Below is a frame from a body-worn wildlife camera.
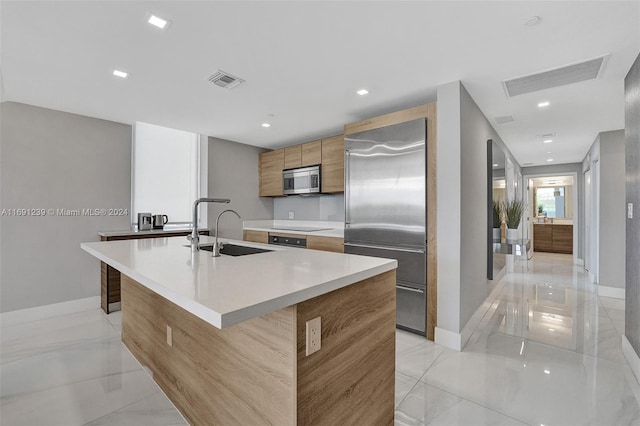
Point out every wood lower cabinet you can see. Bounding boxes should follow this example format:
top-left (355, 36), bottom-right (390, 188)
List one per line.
top-left (552, 225), bottom-right (573, 254)
top-left (121, 270), bottom-right (395, 425)
top-left (100, 230), bottom-right (208, 314)
top-left (321, 135), bottom-right (345, 193)
top-left (259, 149), bottom-right (284, 197)
top-left (307, 235), bottom-right (344, 253)
top-left (242, 230), bottom-right (269, 244)
top-left (533, 224), bottom-right (573, 254)
top-left (243, 231), bottom-right (343, 254)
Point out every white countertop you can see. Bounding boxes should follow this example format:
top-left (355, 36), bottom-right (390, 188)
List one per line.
top-left (82, 236), bottom-right (395, 329)
top-left (243, 220), bottom-right (344, 238)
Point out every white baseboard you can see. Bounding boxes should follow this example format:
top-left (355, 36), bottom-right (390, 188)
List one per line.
top-left (598, 285), bottom-right (625, 299)
top-left (622, 336), bottom-right (640, 385)
top-left (435, 327), bottom-right (462, 351)
top-left (436, 273), bottom-right (509, 352)
top-left (0, 296), bottom-right (100, 327)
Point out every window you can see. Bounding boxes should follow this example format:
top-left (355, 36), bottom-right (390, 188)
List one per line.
top-left (536, 187), bottom-right (565, 218)
top-left (132, 122), bottom-right (207, 228)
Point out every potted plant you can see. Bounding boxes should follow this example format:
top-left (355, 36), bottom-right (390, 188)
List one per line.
top-left (503, 199), bottom-right (524, 241)
top-left (492, 201), bottom-right (502, 240)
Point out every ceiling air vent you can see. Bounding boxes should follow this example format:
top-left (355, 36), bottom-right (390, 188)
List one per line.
top-left (502, 55), bottom-right (608, 97)
top-left (495, 115), bottom-right (515, 124)
top-left (207, 70), bottom-right (245, 89)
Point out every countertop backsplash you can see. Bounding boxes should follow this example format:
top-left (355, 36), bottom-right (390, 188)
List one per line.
top-left (274, 193), bottom-right (344, 221)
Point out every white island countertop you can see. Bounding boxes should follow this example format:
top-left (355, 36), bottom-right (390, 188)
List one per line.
top-left (82, 236), bottom-right (395, 329)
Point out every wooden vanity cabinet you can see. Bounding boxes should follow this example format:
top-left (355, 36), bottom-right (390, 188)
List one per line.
top-left (533, 224), bottom-right (573, 254)
top-left (259, 149), bottom-right (284, 197)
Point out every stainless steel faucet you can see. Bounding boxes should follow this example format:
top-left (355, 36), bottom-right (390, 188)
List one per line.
top-left (212, 209), bottom-right (242, 257)
top-left (189, 198), bottom-right (230, 252)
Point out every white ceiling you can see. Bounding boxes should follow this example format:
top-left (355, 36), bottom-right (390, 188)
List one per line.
top-left (2, 1), bottom-right (639, 167)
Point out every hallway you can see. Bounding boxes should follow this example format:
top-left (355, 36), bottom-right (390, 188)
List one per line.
top-left (1, 253), bottom-right (639, 425)
top-left (395, 252), bottom-right (640, 425)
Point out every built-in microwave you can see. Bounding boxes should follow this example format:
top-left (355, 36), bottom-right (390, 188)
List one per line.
top-left (283, 165), bottom-right (321, 195)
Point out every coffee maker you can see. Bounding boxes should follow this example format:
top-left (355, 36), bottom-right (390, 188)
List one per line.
top-left (137, 213), bottom-right (153, 231)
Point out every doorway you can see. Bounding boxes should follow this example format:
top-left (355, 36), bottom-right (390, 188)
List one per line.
top-left (523, 173), bottom-right (579, 262)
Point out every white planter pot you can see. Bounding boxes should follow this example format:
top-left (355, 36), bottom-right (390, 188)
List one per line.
top-left (506, 228), bottom-right (518, 241)
top-left (492, 228), bottom-right (501, 241)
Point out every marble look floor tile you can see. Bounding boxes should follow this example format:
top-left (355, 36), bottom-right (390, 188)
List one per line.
top-left (105, 311), bottom-right (122, 332)
top-left (0, 369), bottom-right (161, 425)
top-left (602, 304), bottom-right (626, 336)
top-left (84, 391), bottom-right (187, 426)
top-left (1, 336), bottom-right (142, 398)
top-left (0, 309), bottom-right (118, 364)
top-left (396, 329), bottom-right (430, 354)
top-left (395, 381), bottom-right (526, 426)
top-left (395, 372), bottom-right (420, 408)
top-left (424, 332), bottom-right (640, 426)
top-left (396, 340), bottom-right (445, 380)
top-left (599, 295), bottom-right (626, 311)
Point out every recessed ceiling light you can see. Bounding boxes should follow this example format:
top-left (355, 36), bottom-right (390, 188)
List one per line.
top-left (148, 14), bottom-right (169, 29)
top-left (548, 328), bottom-right (555, 332)
top-left (546, 151), bottom-right (552, 154)
top-left (113, 69), bottom-right (128, 78)
top-left (261, 123), bottom-right (271, 128)
top-left (544, 369), bottom-right (551, 374)
top-left (356, 89), bottom-right (369, 96)
top-left (524, 16), bottom-right (542, 26)
top-left (547, 158), bottom-right (554, 162)
top-left (538, 101), bottom-right (550, 108)
top-left (493, 163), bottom-right (498, 167)
top-left (543, 139), bottom-right (553, 144)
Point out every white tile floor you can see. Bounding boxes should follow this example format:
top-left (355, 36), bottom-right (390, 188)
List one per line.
top-left (1, 252), bottom-right (639, 425)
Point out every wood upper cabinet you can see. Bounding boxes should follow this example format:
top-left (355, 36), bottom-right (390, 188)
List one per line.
top-left (259, 149), bottom-right (284, 197)
top-left (321, 135), bottom-right (344, 193)
top-left (284, 145), bottom-right (302, 169)
top-left (301, 140), bottom-right (322, 166)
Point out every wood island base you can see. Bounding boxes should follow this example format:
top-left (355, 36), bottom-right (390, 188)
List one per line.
top-left (121, 270), bottom-right (396, 425)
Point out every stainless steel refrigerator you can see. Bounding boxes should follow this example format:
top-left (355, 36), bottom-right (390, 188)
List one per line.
top-left (344, 118), bottom-right (427, 335)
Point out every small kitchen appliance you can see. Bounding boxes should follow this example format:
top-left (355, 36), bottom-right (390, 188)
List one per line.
top-left (153, 214), bottom-right (169, 229)
top-left (137, 213), bottom-right (153, 231)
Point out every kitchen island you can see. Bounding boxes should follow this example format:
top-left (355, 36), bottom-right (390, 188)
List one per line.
top-left (82, 236), bottom-right (397, 425)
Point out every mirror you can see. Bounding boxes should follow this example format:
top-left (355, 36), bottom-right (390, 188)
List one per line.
top-left (487, 140), bottom-right (506, 280)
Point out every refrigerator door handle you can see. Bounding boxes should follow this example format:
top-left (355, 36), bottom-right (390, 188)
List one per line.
top-left (343, 242), bottom-right (426, 254)
top-left (396, 285), bottom-right (425, 294)
top-left (344, 149), bottom-right (350, 226)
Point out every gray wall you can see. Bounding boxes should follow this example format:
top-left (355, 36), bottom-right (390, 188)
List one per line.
top-left (273, 194), bottom-right (344, 221)
top-left (625, 53), bottom-right (640, 357)
top-left (522, 163), bottom-right (584, 260)
top-left (207, 136), bottom-right (273, 240)
top-left (599, 130), bottom-right (626, 289)
top-left (436, 81), bottom-right (519, 334)
top-left (0, 102), bottom-right (132, 313)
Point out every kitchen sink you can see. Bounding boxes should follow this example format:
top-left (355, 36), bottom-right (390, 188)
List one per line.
top-left (197, 244), bottom-right (272, 256)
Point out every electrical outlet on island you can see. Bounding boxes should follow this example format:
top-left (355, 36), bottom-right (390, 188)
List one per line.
top-left (289, 211), bottom-right (295, 220)
top-left (305, 317), bottom-right (321, 356)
